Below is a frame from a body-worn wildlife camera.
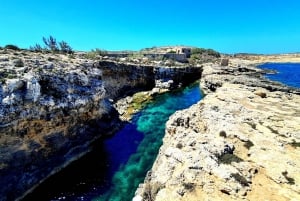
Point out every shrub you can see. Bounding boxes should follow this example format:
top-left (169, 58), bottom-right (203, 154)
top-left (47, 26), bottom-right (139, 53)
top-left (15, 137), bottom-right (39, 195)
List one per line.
top-left (43, 35), bottom-right (59, 52)
top-left (59, 40), bottom-right (73, 54)
top-left (30, 36), bottom-right (74, 54)
top-left (29, 44), bottom-right (43, 52)
top-left (94, 48), bottom-right (107, 56)
top-left (85, 48), bottom-right (107, 59)
top-left (85, 51), bottom-right (98, 60)
top-left (4, 44), bottom-right (20, 50)
top-left (191, 47), bottom-right (220, 57)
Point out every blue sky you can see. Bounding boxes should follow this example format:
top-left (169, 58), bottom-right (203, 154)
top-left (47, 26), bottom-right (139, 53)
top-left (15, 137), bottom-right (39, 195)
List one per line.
top-left (1, 0), bottom-right (300, 53)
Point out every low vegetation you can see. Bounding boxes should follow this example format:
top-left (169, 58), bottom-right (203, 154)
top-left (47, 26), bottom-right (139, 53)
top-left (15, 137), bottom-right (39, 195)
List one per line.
top-left (29, 36), bottom-right (73, 54)
top-left (84, 48), bottom-right (107, 60)
top-left (189, 47), bottom-right (221, 64)
top-left (191, 47), bottom-right (220, 57)
top-left (4, 44), bottom-right (20, 51)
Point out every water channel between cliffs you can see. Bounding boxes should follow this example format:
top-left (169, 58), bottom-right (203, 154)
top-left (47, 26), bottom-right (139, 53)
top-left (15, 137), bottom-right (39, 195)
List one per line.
top-left (22, 82), bottom-right (203, 201)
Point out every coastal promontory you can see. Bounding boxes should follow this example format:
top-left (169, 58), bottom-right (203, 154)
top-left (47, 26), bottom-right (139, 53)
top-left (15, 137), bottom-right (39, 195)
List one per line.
top-left (135, 58), bottom-right (300, 201)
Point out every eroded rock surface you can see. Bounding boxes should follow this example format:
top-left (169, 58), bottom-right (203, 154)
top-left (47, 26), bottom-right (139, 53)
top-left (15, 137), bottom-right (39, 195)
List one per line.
top-left (0, 49), bottom-right (203, 201)
top-left (136, 62), bottom-right (300, 201)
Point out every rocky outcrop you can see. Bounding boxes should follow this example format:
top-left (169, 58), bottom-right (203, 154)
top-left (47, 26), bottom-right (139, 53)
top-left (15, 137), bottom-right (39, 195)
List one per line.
top-left (0, 52), bottom-right (123, 201)
top-left (96, 61), bottom-right (203, 98)
top-left (0, 49), bottom-right (203, 201)
top-left (135, 62), bottom-right (300, 201)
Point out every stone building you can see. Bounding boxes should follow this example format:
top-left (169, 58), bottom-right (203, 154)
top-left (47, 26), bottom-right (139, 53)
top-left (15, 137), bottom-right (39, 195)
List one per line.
top-left (175, 47), bottom-right (191, 58)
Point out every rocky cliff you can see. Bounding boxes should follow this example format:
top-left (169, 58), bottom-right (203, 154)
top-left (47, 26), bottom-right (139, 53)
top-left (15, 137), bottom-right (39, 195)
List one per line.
top-left (0, 49), bottom-right (202, 201)
top-left (135, 61), bottom-right (300, 201)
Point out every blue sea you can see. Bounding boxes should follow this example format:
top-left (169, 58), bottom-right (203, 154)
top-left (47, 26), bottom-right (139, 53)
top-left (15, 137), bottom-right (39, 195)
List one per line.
top-left (258, 63), bottom-right (300, 88)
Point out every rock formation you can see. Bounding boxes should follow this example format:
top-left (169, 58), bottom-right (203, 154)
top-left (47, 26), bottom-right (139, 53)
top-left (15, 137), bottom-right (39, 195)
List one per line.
top-left (0, 49), bottom-right (202, 201)
top-left (135, 61), bottom-right (300, 201)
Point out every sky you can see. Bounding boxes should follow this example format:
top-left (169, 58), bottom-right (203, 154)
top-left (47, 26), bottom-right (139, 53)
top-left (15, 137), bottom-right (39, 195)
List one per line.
top-left (0, 0), bottom-right (300, 54)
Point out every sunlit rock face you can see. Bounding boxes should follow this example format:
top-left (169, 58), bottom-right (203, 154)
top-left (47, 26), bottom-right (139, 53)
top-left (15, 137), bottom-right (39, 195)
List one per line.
top-left (136, 62), bottom-right (300, 201)
top-left (0, 49), bottom-right (203, 201)
top-left (0, 54), bottom-right (123, 201)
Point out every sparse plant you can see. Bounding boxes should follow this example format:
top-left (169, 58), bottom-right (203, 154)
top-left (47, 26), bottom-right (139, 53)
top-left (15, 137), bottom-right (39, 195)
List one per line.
top-left (59, 40), bottom-right (73, 54)
top-left (191, 47), bottom-right (220, 57)
top-left (30, 36), bottom-right (73, 54)
top-left (29, 43), bottom-right (43, 52)
top-left (43, 35), bottom-right (59, 52)
top-left (94, 48), bottom-right (107, 56)
top-left (85, 48), bottom-right (107, 59)
top-left (85, 51), bottom-right (98, 60)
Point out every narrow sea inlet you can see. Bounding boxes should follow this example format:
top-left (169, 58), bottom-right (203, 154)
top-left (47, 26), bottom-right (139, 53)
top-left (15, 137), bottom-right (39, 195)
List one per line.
top-left (22, 82), bottom-right (203, 201)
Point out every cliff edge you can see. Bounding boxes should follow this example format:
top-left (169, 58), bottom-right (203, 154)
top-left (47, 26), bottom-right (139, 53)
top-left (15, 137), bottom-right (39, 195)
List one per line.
top-left (135, 61), bottom-right (300, 201)
top-left (0, 49), bottom-right (202, 201)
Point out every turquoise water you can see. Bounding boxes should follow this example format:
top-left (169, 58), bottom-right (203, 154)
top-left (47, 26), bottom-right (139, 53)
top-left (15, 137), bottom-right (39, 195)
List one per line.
top-left (22, 82), bottom-right (203, 201)
top-left (95, 82), bottom-right (203, 201)
top-left (259, 63), bottom-right (300, 88)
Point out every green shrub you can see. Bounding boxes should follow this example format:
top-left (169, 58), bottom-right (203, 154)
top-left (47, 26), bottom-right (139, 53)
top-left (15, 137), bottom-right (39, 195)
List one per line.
top-left (59, 40), bottom-right (73, 54)
top-left (30, 36), bottom-right (74, 54)
top-left (4, 44), bottom-right (20, 50)
top-left (85, 48), bottom-right (107, 59)
top-left (43, 35), bottom-right (59, 52)
top-left (85, 51), bottom-right (98, 60)
top-left (191, 47), bottom-right (220, 57)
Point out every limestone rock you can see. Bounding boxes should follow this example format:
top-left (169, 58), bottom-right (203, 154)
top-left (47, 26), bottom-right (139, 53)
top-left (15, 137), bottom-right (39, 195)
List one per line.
top-left (24, 74), bottom-right (41, 102)
top-left (0, 49), bottom-right (203, 201)
top-left (136, 63), bottom-right (300, 201)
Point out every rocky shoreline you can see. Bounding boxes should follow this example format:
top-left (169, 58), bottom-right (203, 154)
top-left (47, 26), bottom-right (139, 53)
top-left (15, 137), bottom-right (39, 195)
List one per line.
top-left (0, 49), bottom-right (202, 201)
top-left (135, 60), bottom-right (300, 200)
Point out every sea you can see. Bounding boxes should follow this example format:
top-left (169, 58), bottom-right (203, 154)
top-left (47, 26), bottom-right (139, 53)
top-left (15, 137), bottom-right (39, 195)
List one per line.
top-left (258, 63), bottom-right (300, 88)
